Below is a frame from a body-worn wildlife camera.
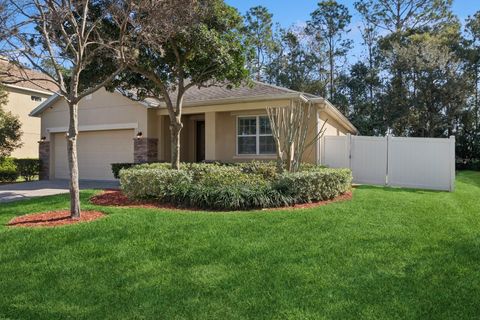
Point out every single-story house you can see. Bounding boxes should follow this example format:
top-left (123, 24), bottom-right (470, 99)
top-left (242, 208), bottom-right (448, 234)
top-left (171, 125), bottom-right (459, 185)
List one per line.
top-left (0, 60), bottom-right (56, 158)
top-left (30, 81), bottom-right (358, 180)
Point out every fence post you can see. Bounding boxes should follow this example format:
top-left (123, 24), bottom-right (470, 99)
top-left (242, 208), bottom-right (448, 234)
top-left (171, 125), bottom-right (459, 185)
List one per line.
top-left (346, 133), bottom-right (352, 169)
top-left (385, 134), bottom-right (390, 186)
top-left (449, 135), bottom-right (456, 192)
top-left (319, 136), bottom-right (325, 165)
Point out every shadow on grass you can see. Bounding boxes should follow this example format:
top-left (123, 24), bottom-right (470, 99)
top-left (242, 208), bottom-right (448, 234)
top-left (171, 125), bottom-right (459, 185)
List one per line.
top-left (355, 184), bottom-right (443, 195)
top-left (456, 171), bottom-right (480, 188)
top-left (356, 172), bottom-right (480, 195)
top-left (0, 191), bottom-right (99, 219)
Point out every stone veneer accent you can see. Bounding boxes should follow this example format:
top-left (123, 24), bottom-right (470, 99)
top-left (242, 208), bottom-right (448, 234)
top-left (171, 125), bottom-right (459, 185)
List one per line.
top-left (38, 141), bottom-right (50, 180)
top-left (134, 138), bottom-right (158, 163)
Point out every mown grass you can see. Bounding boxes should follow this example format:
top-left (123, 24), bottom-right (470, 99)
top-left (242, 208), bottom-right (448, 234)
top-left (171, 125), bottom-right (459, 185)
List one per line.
top-left (0, 171), bottom-right (479, 320)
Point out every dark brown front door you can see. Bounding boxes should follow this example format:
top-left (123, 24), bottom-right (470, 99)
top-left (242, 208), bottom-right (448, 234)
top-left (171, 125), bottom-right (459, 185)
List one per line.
top-left (196, 120), bottom-right (205, 162)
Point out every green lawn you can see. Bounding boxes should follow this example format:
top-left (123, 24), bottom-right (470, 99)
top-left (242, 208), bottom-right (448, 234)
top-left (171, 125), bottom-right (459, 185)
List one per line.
top-left (0, 172), bottom-right (479, 320)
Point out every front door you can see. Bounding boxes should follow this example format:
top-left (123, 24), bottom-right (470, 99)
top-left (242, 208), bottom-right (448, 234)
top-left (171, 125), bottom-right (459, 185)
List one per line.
top-left (196, 121), bottom-right (205, 162)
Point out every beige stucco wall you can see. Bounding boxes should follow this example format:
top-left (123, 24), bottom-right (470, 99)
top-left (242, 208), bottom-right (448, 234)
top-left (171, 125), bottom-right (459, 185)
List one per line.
top-left (4, 86), bottom-right (50, 158)
top-left (319, 110), bottom-right (349, 136)
top-left (40, 88), bottom-right (149, 139)
top-left (204, 105), bottom-right (348, 164)
top-left (204, 100), bottom-right (291, 163)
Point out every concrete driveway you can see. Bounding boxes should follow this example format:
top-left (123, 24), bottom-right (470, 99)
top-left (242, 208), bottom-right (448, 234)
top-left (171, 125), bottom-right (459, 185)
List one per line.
top-left (0, 180), bottom-right (119, 203)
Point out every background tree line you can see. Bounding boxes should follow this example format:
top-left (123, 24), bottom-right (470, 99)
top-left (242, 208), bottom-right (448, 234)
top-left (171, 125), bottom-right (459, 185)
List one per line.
top-left (241, 0), bottom-right (480, 163)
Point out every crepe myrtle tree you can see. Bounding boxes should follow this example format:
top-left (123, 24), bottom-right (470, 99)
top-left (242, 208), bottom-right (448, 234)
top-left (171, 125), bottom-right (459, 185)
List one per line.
top-left (0, 0), bottom-right (127, 218)
top-left (266, 98), bottom-right (327, 173)
top-left (111, 0), bottom-right (248, 170)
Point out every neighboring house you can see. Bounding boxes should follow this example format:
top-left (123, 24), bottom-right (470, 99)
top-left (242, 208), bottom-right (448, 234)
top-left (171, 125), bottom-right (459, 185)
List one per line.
top-left (1, 60), bottom-right (57, 158)
top-left (30, 81), bottom-right (358, 180)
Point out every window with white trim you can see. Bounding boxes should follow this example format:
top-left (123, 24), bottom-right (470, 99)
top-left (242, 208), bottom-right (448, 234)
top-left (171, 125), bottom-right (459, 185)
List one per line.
top-left (237, 115), bottom-right (276, 155)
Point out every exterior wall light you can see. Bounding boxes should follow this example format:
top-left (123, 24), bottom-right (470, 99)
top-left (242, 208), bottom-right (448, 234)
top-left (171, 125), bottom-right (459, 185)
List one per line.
top-left (136, 131), bottom-right (143, 139)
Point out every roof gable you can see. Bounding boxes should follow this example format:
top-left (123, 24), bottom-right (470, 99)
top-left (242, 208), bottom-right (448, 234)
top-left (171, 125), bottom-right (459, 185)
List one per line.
top-left (0, 59), bottom-right (59, 94)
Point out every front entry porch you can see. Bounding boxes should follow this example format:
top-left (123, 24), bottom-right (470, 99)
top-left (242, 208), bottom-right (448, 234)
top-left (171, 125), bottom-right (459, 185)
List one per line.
top-left (156, 110), bottom-right (280, 164)
top-left (157, 113), bottom-right (215, 163)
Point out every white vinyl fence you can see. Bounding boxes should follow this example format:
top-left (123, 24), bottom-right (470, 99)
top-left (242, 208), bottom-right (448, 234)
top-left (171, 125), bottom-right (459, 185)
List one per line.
top-left (321, 135), bottom-right (456, 191)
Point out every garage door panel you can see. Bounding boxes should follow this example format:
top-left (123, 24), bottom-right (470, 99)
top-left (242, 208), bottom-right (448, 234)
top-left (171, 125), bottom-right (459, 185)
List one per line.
top-left (54, 130), bottom-right (134, 180)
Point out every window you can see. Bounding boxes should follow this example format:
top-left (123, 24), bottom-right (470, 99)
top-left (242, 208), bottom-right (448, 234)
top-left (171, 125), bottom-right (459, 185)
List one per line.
top-left (31, 96), bottom-right (42, 102)
top-left (237, 115), bottom-right (275, 155)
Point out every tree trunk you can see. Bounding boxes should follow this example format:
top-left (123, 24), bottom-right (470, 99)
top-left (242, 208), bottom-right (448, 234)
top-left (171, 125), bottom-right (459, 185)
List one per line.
top-left (475, 64), bottom-right (479, 131)
top-left (274, 137), bottom-right (284, 173)
top-left (67, 102), bottom-right (81, 218)
top-left (170, 118), bottom-right (183, 170)
top-left (329, 47), bottom-right (334, 100)
top-left (257, 46), bottom-right (262, 81)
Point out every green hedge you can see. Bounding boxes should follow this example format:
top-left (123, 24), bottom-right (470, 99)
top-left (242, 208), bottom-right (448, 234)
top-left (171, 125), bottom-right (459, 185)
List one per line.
top-left (14, 159), bottom-right (40, 181)
top-left (121, 168), bottom-right (193, 200)
top-left (275, 168), bottom-right (352, 204)
top-left (112, 163), bottom-right (137, 179)
top-left (0, 158), bottom-right (19, 183)
top-left (120, 163), bottom-right (352, 210)
top-left (0, 158), bottom-right (41, 183)
top-left (111, 162), bottom-right (170, 179)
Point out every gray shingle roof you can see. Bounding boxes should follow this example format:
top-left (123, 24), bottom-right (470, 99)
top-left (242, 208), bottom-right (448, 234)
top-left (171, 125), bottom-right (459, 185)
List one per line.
top-left (180, 81), bottom-right (302, 103)
top-left (146, 81), bottom-right (317, 107)
top-left (0, 59), bottom-right (59, 93)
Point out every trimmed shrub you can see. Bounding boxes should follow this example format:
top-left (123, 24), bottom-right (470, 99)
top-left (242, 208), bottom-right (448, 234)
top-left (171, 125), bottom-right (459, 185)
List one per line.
top-left (111, 163), bottom-right (136, 179)
top-left (120, 162), bottom-right (352, 210)
top-left (236, 161), bottom-right (278, 180)
top-left (183, 164), bottom-right (283, 210)
top-left (186, 182), bottom-right (290, 210)
top-left (132, 162), bottom-right (173, 171)
top-left (112, 162), bottom-right (170, 179)
top-left (120, 168), bottom-right (192, 200)
top-left (14, 159), bottom-right (40, 181)
top-left (274, 168), bottom-right (352, 203)
top-left (0, 158), bottom-right (19, 183)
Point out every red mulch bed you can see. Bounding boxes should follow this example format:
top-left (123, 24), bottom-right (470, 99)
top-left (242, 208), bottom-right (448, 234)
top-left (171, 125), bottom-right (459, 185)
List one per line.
top-left (90, 189), bottom-right (353, 211)
top-left (7, 211), bottom-right (105, 228)
top-left (90, 190), bottom-right (186, 210)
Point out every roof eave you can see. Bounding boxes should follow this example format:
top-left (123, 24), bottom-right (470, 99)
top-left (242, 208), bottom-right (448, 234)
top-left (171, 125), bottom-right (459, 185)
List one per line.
top-left (29, 94), bottom-right (61, 117)
top-left (157, 93), bottom-right (304, 108)
top-left (4, 84), bottom-right (55, 96)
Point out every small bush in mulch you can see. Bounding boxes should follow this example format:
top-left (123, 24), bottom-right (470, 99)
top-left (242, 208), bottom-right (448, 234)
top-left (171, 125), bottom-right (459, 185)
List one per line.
top-left (90, 189), bottom-right (353, 211)
top-left (7, 211), bottom-right (105, 228)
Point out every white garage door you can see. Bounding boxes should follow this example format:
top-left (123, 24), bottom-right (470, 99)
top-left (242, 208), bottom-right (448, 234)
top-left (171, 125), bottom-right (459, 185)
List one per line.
top-left (54, 130), bottom-right (134, 180)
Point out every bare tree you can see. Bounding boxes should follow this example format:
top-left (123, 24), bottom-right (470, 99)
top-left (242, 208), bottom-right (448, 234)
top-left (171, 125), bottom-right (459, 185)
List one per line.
top-left (111, 0), bottom-right (247, 169)
top-left (266, 99), bottom-right (327, 173)
top-left (0, 0), bottom-right (126, 218)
